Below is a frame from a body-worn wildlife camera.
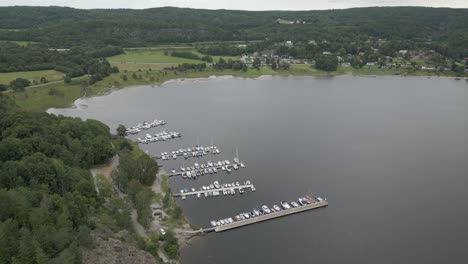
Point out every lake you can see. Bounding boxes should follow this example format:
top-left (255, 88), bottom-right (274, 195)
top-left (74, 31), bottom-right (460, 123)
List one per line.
top-left (48, 75), bottom-right (468, 264)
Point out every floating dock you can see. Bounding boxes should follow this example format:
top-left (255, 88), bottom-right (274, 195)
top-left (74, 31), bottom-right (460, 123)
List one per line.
top-left (168, 163), bottom-right (244, 178)
top-left (136, 131), bottom-right (181, 144)
top-left (168, 159), bottom-right (245, 178)
top-left (214, 200), bottom-right (328, 232)
top-left (173, 182), bottom-right (255, 198)
top-left (158, 146), bottom-right (221, 161)
top-left (126, 119), bottom-right (166, 135)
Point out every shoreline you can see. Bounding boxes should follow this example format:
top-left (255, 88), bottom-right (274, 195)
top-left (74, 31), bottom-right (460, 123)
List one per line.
top-left (45, 72), bottom-right (467, 113)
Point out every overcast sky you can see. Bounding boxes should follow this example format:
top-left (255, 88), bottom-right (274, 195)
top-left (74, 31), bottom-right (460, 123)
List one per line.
top-left (1, 0), bottom-right (467, 10)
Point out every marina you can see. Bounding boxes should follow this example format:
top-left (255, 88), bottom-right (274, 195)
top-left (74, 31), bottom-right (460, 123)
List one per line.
top-left (159, 145), bottom-right (221, 160)
top-left (211, 196), bottom-right (328, 232)
top-left (125, 119), bottom-right (167, 135)
top-left (47, 75), bottom-right (467, 264)
top-left (136, 130), bottom-right (181, 144)
top-left (174, 180), bottom-right (256, 199)
top-left (169, 158), bottom-right (246, 178)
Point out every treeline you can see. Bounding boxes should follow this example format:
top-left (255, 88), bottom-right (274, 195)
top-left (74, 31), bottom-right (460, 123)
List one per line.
top-left (0, 43), bottom-right (120, 88)
top-left (0, 95), bottom-right (116, 263)
top-left (165, 63), bottom-right (207, 72)
top-left (0, 43), bottom-right (122, 75)
top-left (170, 51), bottom-right (213, 62)
top-left (197, 45), bottom-right (245, 56)
top-left (1, 7), bottom-right (468, 58)
top-left (213, 58), bottom-right (248, 71)
top-left (112, 138), bottom-right (158, 229)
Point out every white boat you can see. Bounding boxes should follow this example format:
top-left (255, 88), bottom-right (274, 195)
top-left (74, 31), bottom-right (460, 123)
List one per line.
top-left (239, 188), bottom-right (244, 194)
top-left (234, 158), bottom-right (240, 164)
top-left (210, 221), bottom-right (217, 227)
top-left (213, 167), bottom-right (218, 173)
top-left (221, 166), bottom-right (226, 171)
top-left (233, 164), bottom-right (239, 170)
top-left (240, 163), bottom-right (245, 168)
top-left (214, 181), bottom-right (220, 189)
top-left (281, 201), bottom-right (291, 209)
top-left (291, 201), bottom-right (300, 208)
top-left (273, 205), bottom-right (281, 211)
top-left (262, 205), bottom-right (271, 214)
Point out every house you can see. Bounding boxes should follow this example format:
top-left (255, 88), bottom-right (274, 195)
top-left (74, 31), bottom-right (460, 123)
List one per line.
top-left (285, 41), bottom-right (293, 47)
top-left (322, 51), bottom-right (332, 55)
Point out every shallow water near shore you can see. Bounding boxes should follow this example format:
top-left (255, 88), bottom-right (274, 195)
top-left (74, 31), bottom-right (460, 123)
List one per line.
top-left (48, 75), bottom-right (468, 264)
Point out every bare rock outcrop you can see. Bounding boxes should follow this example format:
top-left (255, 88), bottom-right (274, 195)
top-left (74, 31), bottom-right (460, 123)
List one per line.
top-left (82, 236), bottom-right (158, 264)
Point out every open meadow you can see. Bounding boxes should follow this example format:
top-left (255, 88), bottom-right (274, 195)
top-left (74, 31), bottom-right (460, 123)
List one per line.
top-left (0, 70), bottom-right (64, 85)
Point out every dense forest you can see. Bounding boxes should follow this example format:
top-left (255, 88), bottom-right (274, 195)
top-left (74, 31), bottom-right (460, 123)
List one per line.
top-left (0, 6), bottom-right (467, 58)
top-left (0, 42), bottom-right (121, 75)
top-left (0, 94), bottom-right (116, 263)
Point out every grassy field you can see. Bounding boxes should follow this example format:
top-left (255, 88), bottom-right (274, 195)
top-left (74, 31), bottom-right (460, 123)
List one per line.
top-left (0, 40), bottom-right (39, 46)
top-left (0, 70), bottom-right (64, 85)
top-left (7, 80), bottom-right (84, 112)
top-left (108, 47), bottom-right (239, 64)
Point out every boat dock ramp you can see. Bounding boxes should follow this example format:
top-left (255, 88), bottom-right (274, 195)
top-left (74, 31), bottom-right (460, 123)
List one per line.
top-left (174, 180), bottom-right (256, 199)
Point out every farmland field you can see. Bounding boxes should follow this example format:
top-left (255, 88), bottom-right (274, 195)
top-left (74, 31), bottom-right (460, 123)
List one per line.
top-left (0, 70), bottom-right (64, 85)
top-left (108, 47), bottom-right (240, 65)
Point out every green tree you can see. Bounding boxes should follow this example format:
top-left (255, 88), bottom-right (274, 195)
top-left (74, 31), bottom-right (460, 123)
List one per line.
top-left (271, 61), bottom-right (277, 70)
top-left (253, 58), bottom-right (261, 70)
top-left (116, 124), bottom-right (127, 137)
top-left (9, 78), bottom-right (31, 91)
top-left (315, 55), bottom-right (338, 72)
top-left (64, 75), bottom-right (72, 84)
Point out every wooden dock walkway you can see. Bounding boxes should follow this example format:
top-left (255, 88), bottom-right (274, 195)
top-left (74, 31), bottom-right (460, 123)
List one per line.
top-left (173, 184), bottom-right (255, 197)
top-left (214, 201), bottom-right (328, 232)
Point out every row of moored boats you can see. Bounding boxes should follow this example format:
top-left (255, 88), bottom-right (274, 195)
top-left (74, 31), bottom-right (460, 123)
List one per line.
top-left (180, 180), bottom-right (255, 199)
top-left (126, 119), bottom-right (167, 135)
top-left (210, 196), bottom-right (325, 227)
top-left (137, 131), bottom-right (181, 144)
top-left (160, 146), bottom-right (220, 160)
top-left (171, 159), bottom-right (245, 179)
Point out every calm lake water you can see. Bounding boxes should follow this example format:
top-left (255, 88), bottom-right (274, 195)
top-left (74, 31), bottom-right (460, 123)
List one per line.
top-left (48, 75), bottom-right (468, 264)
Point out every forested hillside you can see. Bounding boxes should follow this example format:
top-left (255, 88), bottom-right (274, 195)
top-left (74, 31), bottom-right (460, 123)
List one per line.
top-left (0, 6), bottom-right (467, 57)
top-left (0, 94), bottom-right (116, 263)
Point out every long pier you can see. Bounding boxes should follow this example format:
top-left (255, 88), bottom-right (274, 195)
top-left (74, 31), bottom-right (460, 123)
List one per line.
top-left (173, 183), bottom-right (255, 198)
top-left (214, 200), bottom-right (328, 232)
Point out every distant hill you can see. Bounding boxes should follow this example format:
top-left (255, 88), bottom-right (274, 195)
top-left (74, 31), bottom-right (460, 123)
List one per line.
top-left (0, 6), bottom-right (467, 56)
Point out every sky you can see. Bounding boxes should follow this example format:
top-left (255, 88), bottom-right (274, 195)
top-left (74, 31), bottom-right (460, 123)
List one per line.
top-left (0, 0), bottom-right (467, 10)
